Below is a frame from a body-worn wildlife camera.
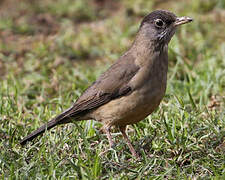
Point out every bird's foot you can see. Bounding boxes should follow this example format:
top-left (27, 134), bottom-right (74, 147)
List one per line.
top-left (131, 150), bottom-right (140, 159)
top-left (110, 141), bottom-right (116, 149)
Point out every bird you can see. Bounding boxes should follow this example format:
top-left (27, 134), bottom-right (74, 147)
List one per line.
top-left (20, 10), bottom-right (193, 158)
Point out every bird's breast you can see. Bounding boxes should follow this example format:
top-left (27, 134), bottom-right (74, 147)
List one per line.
top-left (91, 66), bottom-right (167, 127)
top-left (91, 50), bottom-right (168, 127)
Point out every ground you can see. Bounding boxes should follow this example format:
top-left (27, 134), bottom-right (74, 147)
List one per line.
top-left (0, 0), bottom-right (225, 179)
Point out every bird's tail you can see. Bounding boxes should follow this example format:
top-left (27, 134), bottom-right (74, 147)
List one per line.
top-left (20, 107), bottom-right (73, 145)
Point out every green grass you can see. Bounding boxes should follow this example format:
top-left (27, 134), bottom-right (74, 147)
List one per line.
top-left (0, 0), bottom-right (225, 179)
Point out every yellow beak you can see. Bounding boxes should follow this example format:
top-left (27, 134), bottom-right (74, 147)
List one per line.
top-left (174, 16), bottom-right (193, 26)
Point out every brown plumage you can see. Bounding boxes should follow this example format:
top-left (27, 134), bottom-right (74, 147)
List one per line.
top-left (20, 10), bottom-right (193, 158)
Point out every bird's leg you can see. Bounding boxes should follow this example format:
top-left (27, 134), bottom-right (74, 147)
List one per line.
top-left (103, 126), bottom-right (115, 148)
top-left (119, 126), bottom-right (139, 158)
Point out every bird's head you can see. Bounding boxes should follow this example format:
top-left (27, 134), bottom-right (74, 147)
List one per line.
top-left (139, 10), bottom-right (193, 46)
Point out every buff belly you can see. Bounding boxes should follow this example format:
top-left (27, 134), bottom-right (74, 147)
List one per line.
top-left (91, 88), bottom-right (164, 127)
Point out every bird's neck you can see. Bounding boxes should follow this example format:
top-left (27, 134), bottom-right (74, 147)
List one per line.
top-left (130, 29), bottom-right (168, 68)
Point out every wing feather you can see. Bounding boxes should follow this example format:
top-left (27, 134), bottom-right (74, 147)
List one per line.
top-left (63, 54), bottom-right (139, 118)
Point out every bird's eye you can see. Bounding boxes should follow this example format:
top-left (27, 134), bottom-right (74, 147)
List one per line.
top-left (155, 19), bottom-right (165, 28)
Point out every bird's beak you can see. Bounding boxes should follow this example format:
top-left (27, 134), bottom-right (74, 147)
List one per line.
top-left (174, 16), bottom-right (193, 26)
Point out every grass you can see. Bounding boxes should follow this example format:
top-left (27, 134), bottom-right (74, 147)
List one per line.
top-left (0, 0), bottom-right (225, 179)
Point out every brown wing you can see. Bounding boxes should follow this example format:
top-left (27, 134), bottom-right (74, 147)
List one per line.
top-left (65, 53), bottom-right (139, 118)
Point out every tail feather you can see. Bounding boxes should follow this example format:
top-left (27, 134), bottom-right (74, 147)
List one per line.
top-left (20, 107), bottom-right (73, 145)
top-left (20, 118), bottom-right (58, 145)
